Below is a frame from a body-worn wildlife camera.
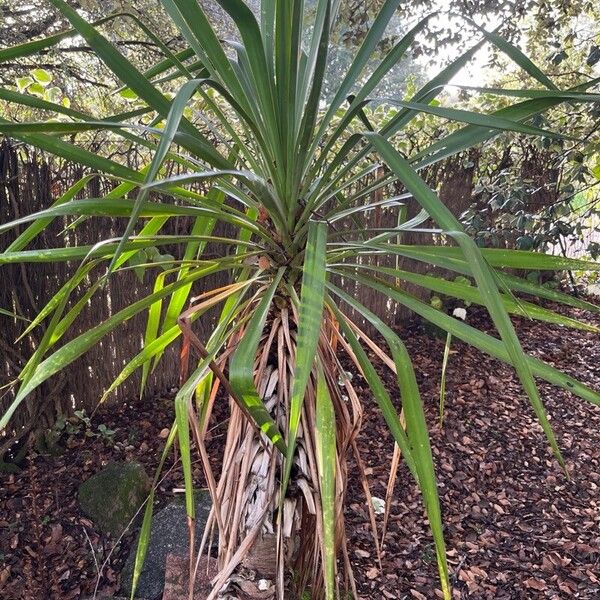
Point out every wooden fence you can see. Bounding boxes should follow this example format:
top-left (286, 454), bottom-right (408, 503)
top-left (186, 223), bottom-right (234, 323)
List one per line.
top-left (0, 139), bottom-right (474, 436)
top-left (0, 141), bottom-right (234, 435)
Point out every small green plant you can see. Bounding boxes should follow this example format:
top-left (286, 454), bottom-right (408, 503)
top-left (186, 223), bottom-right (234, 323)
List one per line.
top-left (96, 423), bottom-right (118, 443)
top-left (421, 543), bottom-right (436, 565)
top-left (73, 409), bottom-right (92, 430)
top-left (126, 426), bottom-right (142, 445)
top-left (98, 423), bottom-right (118, 444)
top-left (43, 409), bottom-right (118, 449)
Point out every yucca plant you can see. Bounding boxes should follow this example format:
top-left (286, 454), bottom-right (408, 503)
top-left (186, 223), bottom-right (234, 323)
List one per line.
top-left (1, 1), bottom-right (600, 598)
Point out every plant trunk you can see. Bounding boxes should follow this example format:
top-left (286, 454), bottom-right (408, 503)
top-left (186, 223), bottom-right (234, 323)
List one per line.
top-left (200, 306), bottom-right (360, 599)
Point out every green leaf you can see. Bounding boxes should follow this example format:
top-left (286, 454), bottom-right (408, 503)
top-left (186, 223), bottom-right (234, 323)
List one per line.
top-left (0, 236), bottom-right (254, 265)
top-left (229, 269), bottom-right (287, 453)
top-left (337, 242), bottom-right (600, 313)
top-left (398, 247), bottom-right (600, 272)
top-left (328, 298), bottom-right (418, 480)
top-left (28, 82), bottom-right (45, 97)
top-left (31, 68), bottom-right (52, 85)
top-left (0, 263), bottom-right (228, 430)
top-left (45, 86), bottom-right (63, 103)
top-left (412, 77), bottom-right (600, 169)
top-left (314, 0), bottom-right (402, 143)
top-left (0, 307), bottom-right (29, 322)
top-left (171, 283), bottom-right (244, 526)
top-left (336, 270), bottom-right (600, 408)
top-left (341, 264), bottom-right (600, 333)
top-left (385, 99), bottom-right (571, 140)
top-left (470, 22), bottom-right (557, 90)
top-left (16, 261), bottom-right (98, 343)
top-left (451, 85), bottom-right (600, 102)
top-left (107, 77), bottom-right (210, 275)
top-left (139, 271), bottom-right (168, 393)
top-left (130, 422), bottom-right (177, 599)
top-left (0, 12), bottom-right (144, 63)
top-left (12, 181), bottom-right (75, 251)
top-left (107, 324), bottom-right (181, 403)
top-left (214, 0), bottom-right (279, 149)
top-left (159, 0), bottom-right (248, 114)
top-left (315, 365), bottom-right (337, 600)
top-left (119, 88), bottom-right (138, 101)
top-left (159, 187), bottom-right (225, 335)
top-left (16, 76), bottom-right (33, 91)
top-left (113, 281), bottom-right (249, 403)
top-left (283, 221), bottom-right (328, 492)
top-left (17, 261), bottom-right (102, 385)
top-left (327, 287), bottom-right (450, 600)
top-left (175, 359), bottom-right (211, 520)
top-left (448, 231), bottom-right (565, 469)
top-left (0, 198), bottom-right (260, 239)
top-left (359, 136), bottom-right (566, 470)
top-left (46, 0), bottom-right (228, 169)
top-left (0, 116), bottom-right (143, 182)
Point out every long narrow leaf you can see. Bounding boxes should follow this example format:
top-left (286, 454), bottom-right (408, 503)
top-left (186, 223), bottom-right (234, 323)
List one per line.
top-left (327, 287), bottom-right (450, 600)
top-left (283, 221), bottom-right (328, 490)
top-left (315, 365), bottom-right (337, 600)
top-left (229, 269), bottom-right (287, 453)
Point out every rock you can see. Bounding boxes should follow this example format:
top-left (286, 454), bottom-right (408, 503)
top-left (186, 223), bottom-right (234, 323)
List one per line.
top-left (120, 490), bottom-right (212, 600)
top-left (78, 462), bottom-right (151, 537)
top-left (162, 553), bottom-right (218, 600)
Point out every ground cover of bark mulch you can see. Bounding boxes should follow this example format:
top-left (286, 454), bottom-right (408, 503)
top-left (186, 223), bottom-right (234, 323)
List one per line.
top-left (346, 303), bottom-right (600, 599)
top-left (1, 303), bottom-right (599, 599)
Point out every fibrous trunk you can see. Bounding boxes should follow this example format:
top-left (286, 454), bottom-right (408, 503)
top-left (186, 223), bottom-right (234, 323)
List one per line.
top-left (197, 305), bottom-right (363, 599)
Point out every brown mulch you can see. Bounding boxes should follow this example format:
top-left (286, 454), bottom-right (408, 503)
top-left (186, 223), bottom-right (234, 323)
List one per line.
top-left (346, 304), bottom-right (600, 599)
top-left (1, 304), bottom-right (599, 599)
top-left (0, 396), bottom-right (187, 599)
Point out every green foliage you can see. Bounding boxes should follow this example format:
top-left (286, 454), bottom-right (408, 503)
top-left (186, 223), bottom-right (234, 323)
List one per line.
top-left (1, 1), bottom-right (599, 598)
top-left (11, 68), bottom-right (70, 108)
top-left (41, 409), bottom-right (118, 452)
top-left (452, 29), bottom-right (600, 261)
